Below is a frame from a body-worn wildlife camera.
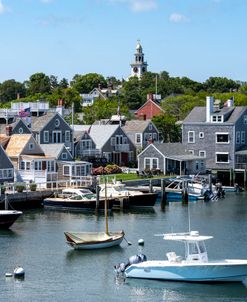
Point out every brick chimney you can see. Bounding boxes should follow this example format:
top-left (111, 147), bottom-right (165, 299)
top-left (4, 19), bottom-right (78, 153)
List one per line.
top-left (147, 93), bottom-right (153, 101)
top-left (6, 125), bottom-right (12, 136)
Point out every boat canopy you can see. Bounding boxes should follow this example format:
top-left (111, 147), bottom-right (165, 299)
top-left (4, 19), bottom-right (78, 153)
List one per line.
top-left (163, 231), bottom-right (213, 242)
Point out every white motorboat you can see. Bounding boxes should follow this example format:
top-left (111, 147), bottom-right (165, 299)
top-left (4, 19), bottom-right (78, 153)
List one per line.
top-left (124, 231), bottom-right (247, 282)
top-left (99, 181), bottom-right (157, 208)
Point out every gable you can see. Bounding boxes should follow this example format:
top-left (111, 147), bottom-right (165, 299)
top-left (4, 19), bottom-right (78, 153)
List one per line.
top-left (12, 119), bottom-right (32, 135)
top-left (22, 136), bottom-right (45, 155)
top-left (57, 146), bottom-right (73, 161)
top-left (42, 113), bottom-right (72, 132)
top-left (0, 145), bottom-right (13, 169)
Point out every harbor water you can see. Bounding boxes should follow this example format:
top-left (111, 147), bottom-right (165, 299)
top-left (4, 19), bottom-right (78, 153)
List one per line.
top-left (1, 193), bottom-right (247, 301)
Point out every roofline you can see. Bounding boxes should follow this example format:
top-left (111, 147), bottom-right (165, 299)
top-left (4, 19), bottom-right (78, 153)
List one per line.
top-left (134, 99), bottom-right (163, 114)
top-left (137, 143), bottom-right (165, 158)
top-left (0, 145), bottom-right (13, 168)
top-left (38, 112), bottom-right (73, 133)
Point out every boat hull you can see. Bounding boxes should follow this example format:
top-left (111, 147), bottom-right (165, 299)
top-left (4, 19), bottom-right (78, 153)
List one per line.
top-left (64, 231), bottom-right (124, 250)
top-left (0, 210), bottom-right (23, 229)
top-left (113, 193), bottom-right (157, 209)
top-left (125, 260), bottom-right (247, 282)
top-left (43, 198), bottom-right (114, 211)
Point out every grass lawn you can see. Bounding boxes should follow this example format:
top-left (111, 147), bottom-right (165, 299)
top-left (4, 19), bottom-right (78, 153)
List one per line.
top-left (98, 173), bottom-right (168, 183)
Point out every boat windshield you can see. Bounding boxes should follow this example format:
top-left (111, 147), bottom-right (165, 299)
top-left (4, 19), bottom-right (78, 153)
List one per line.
top-left (113, 185), bottom-right (127, 192)
top-left (188, 242), bottom-right (199, 254)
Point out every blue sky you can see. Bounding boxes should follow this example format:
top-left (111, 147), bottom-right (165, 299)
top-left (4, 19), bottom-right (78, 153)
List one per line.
top-left (0, 0), bottom-right (246, 83)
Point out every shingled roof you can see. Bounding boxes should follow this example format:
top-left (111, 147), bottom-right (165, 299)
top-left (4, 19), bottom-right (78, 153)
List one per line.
top-left (123, 119), bottom-right (155, 132)
top-left (31, 112), bottom-right (56, 132)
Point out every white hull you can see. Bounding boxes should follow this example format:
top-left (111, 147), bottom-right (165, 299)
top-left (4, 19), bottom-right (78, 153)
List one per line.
top-left (125, 260), bottom-right (247, 282)
top-left (64, 231), bottom-right (124, 250)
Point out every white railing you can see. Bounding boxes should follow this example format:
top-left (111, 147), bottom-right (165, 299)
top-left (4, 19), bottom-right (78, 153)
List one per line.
top-left (79, 149), bottom-right (101, 157)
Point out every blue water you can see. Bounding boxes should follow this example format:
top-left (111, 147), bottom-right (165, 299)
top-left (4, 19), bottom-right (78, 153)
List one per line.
top-left (1, 193), bottom-right (247, 301)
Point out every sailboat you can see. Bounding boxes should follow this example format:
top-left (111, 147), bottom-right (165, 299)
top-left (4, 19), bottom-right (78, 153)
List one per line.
top-left (64, 178), bottom-right (125, 250)
top-left (0, 194), bottom-right (23, 229)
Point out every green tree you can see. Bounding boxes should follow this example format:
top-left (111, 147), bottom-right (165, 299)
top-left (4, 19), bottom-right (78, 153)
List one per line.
top-left (59, 78), bottom-right (69, 89)
top-left (122, 77), bottom-right (142, 109)
top-left (0, 79), bottom-right (26, 103)
top-left (70, 73), bottom-right (107, 94)
top-left (203, 77), bottom-right (240, 93)
top-left (25, 72), bottom-right (51, 95)
top-left (152, 114), bottom-right (181, 142)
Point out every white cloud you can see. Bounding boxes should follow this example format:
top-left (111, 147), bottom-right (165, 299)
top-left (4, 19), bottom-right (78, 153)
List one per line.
top-left (109, 0), bottom-right (157, 12)
top-left (0, 0), bottom-right (5, 14)
top-left (169, 13), bottom-right (190, 23)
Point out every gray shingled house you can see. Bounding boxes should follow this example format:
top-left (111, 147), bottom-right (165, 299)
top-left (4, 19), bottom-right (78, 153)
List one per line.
top-left (40, 143), bottom-right (92, 186)
top-left (73, 124), bottom-right (136, 166)
top-left (122, 119), bottom-right (159, 155)
top-left (182, 96), bottom-right (247, 185)
top-left (31, 112), bottom-right (73, 156)
top-left (0, 144), bottom-right (14, 184)
top-left (138, 143), bottom-right (205, 175)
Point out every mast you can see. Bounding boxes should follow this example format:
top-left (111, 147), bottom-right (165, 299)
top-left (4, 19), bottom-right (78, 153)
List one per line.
top-left (104, 177), bottom-right (109, 234)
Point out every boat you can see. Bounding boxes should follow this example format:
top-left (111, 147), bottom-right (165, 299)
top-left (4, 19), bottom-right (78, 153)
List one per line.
top-left (64, 230), bottom-right (125, 250)
top-left (99, 181), bottom-right (157, 208)
top-left (64, 179), bottom-right (125, 249)
top-left (0, 195), bottom-right (22, 229)
top-left (43, 191), bottom-right (114, 211)
top-left (123, 231), bottom-right (247, 282)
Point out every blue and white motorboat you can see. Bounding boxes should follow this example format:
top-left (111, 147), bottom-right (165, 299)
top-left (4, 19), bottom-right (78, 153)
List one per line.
top-left (124, 231), bottom-right (247, 282)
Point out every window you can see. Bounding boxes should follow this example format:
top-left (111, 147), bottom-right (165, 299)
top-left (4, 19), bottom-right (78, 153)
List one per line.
top-left (29, 143), bottom-right (34, 150)
top-left (116, 135), bottom-right (123, 145)
top-left (199, 132), bottom-right (204, 139)
top-left (34, 161), bottom-right (42, 171)
top-left (55, 118), bottom-right (60, 127)
top-left (20, 161), bottom-right (25, 170)
top-left (47, 161), bottom-right (55, 172)
top-left (26, 162), bottom-right (31, 170)
top-left (19, 127), bottom-right (23, 134)
top-left (216, 153), bottom-right (229, 163)
top-left (153, 133), bottom-right (157, 141)
top-left (188, 131), bottom-right (195, 143)
top-left (212, 115), bottom-right (222, 123)
top-left (111, 137), bottom-right (116, 146)
top-left (144, 158), bottom-right (158, 170)
top-left (144, 133), bottom-right (148, 141)
top-left (123, 137), bottom-right (128, 144)
top-left (63, 165), bottom-right (70, 176)
top-left (236, 131), bottom-right (241, 144)
top-left (199, 150), bottom-right (206, 158)
top-left (135, 133), bottom-right (142, 144)
top-left (244, 115), bottom-right (247, 125)
top-left (216, 133), bottom-right (229, 143)
top-left (52, 131), bottom-right (62, 143)
top-left (81, 140), bottom-right (92, 149)
top-left (149, 124), bottom-right (153, 130)
top-left (43, 131), bottom-right (49, 143)
top-left (62, 152), bottom-right (67, 160)
top-left (65, 131), bottom-right (70, 143)
top-left (241, 131), bottom-right (245, 144)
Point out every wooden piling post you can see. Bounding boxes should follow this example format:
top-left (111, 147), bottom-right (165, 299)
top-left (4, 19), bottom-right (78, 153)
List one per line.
top-left (182, 180), bottom-right (188, 204)
top-left (160, 179), bottom-right (167, 210)
top-left (208, 172), bottom-right (212, 192)
top-left (149, 179), bottom-right (153, 193)
top-left (96, 185), bottom-right (100, 210)
top-left (244, 169), bottom-right (247, 190)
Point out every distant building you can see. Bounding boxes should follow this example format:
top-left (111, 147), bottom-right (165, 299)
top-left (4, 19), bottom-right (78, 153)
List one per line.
top-left (134, 94), bottom-right (163, 120)
top-left (182, 96), bottom-right (247, 186)
top-left (129, 41), bottom-right (148, 79)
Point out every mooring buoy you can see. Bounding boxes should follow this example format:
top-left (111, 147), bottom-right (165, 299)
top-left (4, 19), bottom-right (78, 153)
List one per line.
top-left (14, 266), bottom-right (25, 278)
top-left (138, 239), bottom-right (144, 246)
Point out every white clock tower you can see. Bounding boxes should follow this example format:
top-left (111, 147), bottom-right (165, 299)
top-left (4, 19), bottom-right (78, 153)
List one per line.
top-left (130, 41), bottom-right (148, 79)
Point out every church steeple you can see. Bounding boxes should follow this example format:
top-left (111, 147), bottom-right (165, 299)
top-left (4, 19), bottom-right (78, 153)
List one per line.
top-left (130, 40), bottom-right (148, 79)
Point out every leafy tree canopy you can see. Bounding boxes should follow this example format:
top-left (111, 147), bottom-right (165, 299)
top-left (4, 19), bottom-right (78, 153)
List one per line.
top-left (70, 73), bottom-right (107, 94)
top-left (0, 79), bottom-right (26, 103)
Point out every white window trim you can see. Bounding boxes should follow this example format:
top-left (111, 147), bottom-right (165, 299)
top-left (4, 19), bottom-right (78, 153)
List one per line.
top-left (215, 132), bottom-right (230, 144)
top-left (215, 152), bottom-right (229, 164)
top-left (62, 152), bottom-right (68, 160)
top-left (199, 150), bottom-right (206, 158)
top-left (188, 150), bottom-right (194, 155)
top-left (236, 131), bottom-right (241, 144)
top-left (188, 131), bottom-right (195, 143)
top-left (148, 124), bottom-right (153, 130)
top-left (241, 131), bottom-right (245, 144)
top-left (211, 115), bottom-right (223, 123)
top-left (135, 133), bottom-right (142, 144)
top-left (55, 118), bottom-right (60, 127)
top-left (65, 130), bottom-right (70, 143)
top-left (63, 165), bottom-right (70, 176)
top-left (244, 115), bottom-right (247, 125)
top-left (29, 142), bottom-right (34, 150)
top-left (19, 127), bottom-right (24, 134)
top-left (144, 157), bottom-right (159, 170)
top-left (199, 132), bottom-right (204, 139)
top-left (43, 130), bottom-right (49, 143)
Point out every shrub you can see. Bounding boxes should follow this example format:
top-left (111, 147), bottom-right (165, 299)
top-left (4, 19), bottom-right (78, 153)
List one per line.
top-left (30, 183), bottom-right (37, 191)
top-left (15, 183), bottom-right (25, 193)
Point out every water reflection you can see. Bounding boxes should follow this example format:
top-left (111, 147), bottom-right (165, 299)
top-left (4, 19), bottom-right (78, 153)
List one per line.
top-left (124, 278), bottom-right (247, 302)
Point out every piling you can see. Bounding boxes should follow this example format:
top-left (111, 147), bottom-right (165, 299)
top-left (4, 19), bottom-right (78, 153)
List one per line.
top-left (182, 180), bottom-right (188, 204)
top-left (160, 179), bottom-right (167, 210)
top-left (96, 185), bottom-right (100, 209)
top-left (244, 169), bottom-right (247, 190)
top-left (149, 179), bottom-right (153, 193)
top-left (208, 172), bottom-right (212, 192)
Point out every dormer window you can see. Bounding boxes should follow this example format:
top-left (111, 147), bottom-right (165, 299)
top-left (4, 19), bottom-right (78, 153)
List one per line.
top-left (211, 115), bottom-right (223, 123)
top-left (19, 127), bottom-right (23, 134)
top-left (29, 143), bottom-right (34, 150)
top-left (149, 124), bottom-right (153, 130)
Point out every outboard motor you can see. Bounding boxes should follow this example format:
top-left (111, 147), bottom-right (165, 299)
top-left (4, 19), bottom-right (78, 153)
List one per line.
top-left (114, 254), bottom-right (147, 274)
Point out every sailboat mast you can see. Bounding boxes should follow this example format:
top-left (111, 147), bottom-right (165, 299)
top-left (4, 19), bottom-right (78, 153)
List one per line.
top-left (104, 177), bottom-right (109, 234)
